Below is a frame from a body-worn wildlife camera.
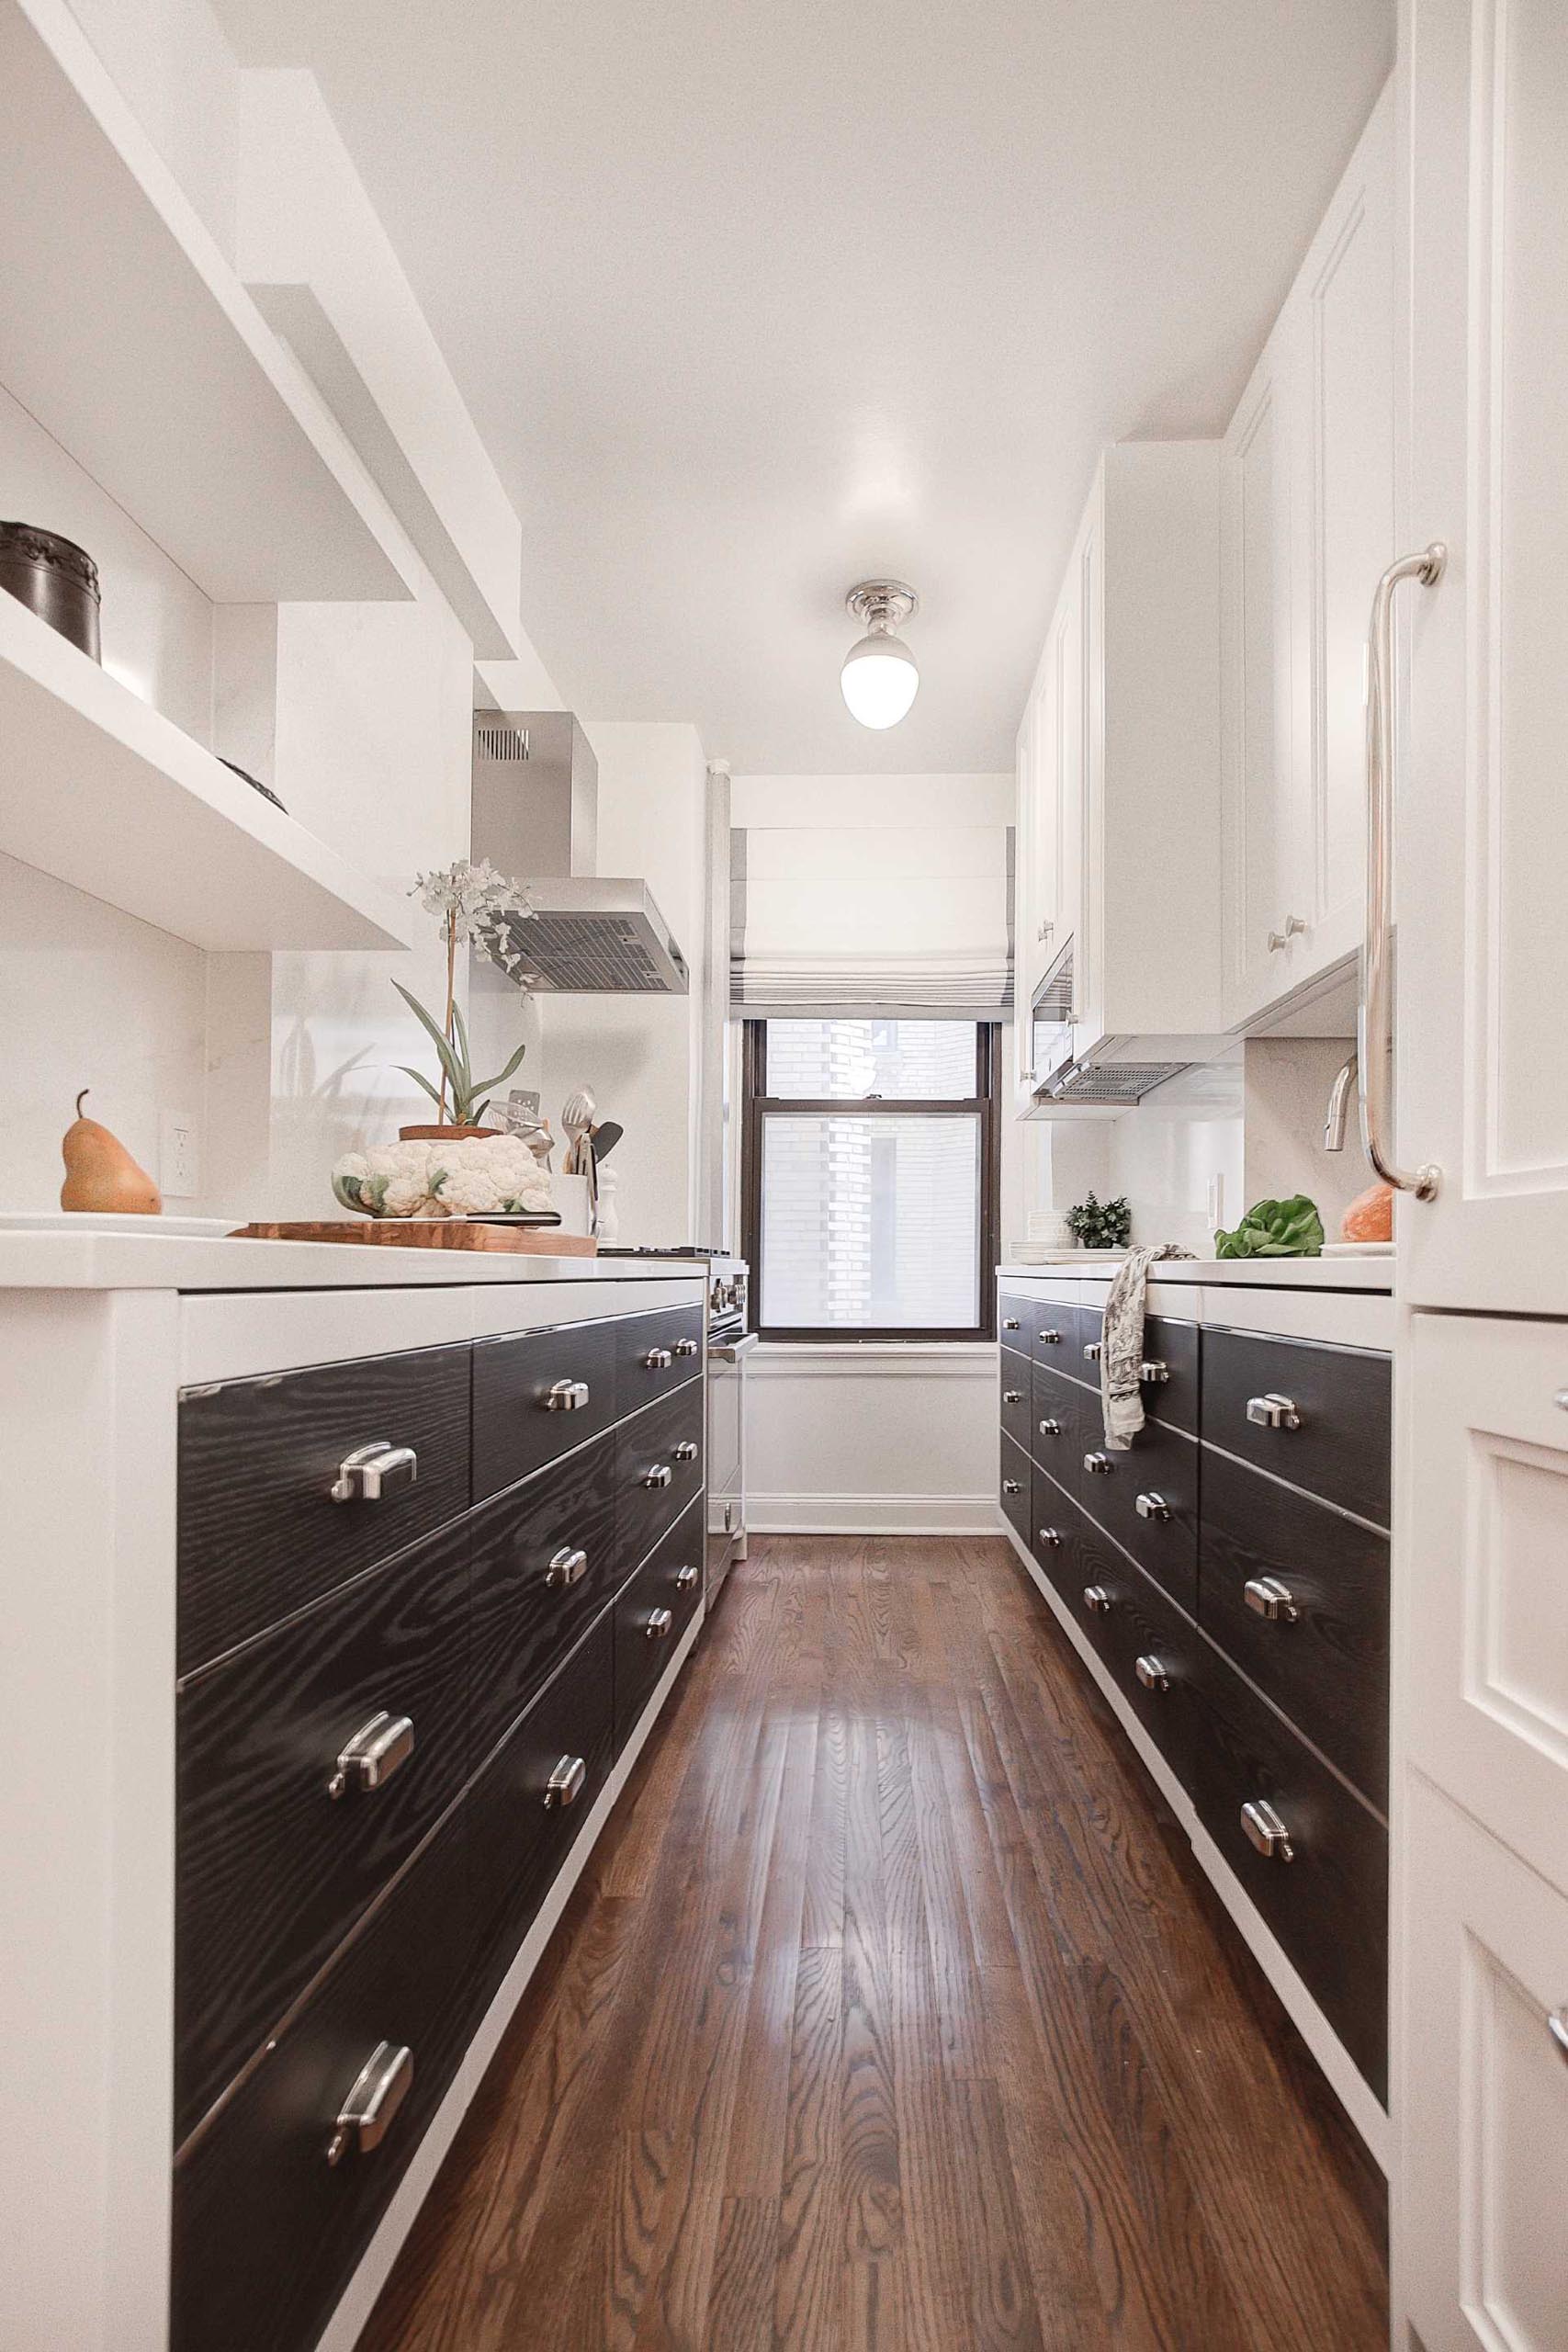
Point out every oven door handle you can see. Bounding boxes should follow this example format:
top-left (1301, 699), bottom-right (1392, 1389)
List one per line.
top-left (708, 1331), bottom-right (760, 1363)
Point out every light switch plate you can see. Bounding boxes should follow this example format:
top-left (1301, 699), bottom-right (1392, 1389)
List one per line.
top-left (1206, 1171), bottom-right (1225, 1231)
top-left (160, 1109), bottom-right (201, 1198)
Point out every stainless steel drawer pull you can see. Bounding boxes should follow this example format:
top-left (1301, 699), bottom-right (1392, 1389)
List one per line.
top-left (1002, 1477), bottom-right (1023, 1496)
top-left (1134, 1655), bottom-right (1170, 1693)
top-left (546, 1545), bottom-right (589, 1589)
top-left (545, 1378), bottom-right (591, 1412)
top-left (673, 1439), bottom-right (699, 1463)
top-left (327, 1712), bottom-right (414, 1801)
top-left (1084, 1341), bottom-right (1102, 1364)
top-left (326, 2041), bottom-right (413, 2165)
top-left (1038, 1527), bottom-right (1064, 1549)
top-left (1002, 1317), bottom-right (1021, 1332)
top-left (1139, 1360), bottom-right (1169, 1385)
top-left (1549, 2009), bottom-right (1568, 2066)
top-left (1083, 1451), bottom-right (1112, 1476)
top-left (646, 1607), bottom-right (675, 1640)
top-left (545, 1754), bottom-right (587, 1809)
top-left (1243, 1576), bottom-right (1300, 1623)
top-left (1037, 1328), bottom-right (1063, 1346)
top-left (643, 1348), bottom-right (674, 1371)
top-left (1082, 1585), bottom-right (1115, 1615)
top-left (1039, 1417), bottom-right (1064, 1438)
top-left (1003, 1389), bottom-right (1023, 1405)
top-left (1246, 1393), bottom-right (1301, 1430)
top-left (642, 1464), bottom-right (674, 1489)
top-left (331, 1442), bottom-right (418, 1504)
top-left (1240, 1800), bottom-right (1294, 1861)
top-left (1134, 1491), bottom-right (1171, 1521)
top-left (675, 1564), bottom-right (699, 1591)
top-left (674, 1337), bottom-right (700, 1358)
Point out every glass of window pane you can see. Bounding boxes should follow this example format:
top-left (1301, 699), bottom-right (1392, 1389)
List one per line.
top-left (760, 1113), bottom-right (981, 1330)
top-left (764, 1018), bottom-right (976, 1101)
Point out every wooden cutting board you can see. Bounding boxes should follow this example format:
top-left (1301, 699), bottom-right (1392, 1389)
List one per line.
top-left (231, 1219), bottom-right (597, 1257)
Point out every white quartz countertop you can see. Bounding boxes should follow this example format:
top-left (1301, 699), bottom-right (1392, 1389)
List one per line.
top-left (0, 1224), bottom-right (707, 1292)
top-left (998, 1256), bottom-right (1393, 1295)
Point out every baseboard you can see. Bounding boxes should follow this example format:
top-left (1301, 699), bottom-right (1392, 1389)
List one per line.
top-left (749, 1492), bottom-right (1004, 1536)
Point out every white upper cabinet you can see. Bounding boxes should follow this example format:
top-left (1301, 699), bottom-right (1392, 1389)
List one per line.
top-left (1221, 84), bottom-right (1395, 1026)
top-left (1396, 0), bottom-right (1568, 1312)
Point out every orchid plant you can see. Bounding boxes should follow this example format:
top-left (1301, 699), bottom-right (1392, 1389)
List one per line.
top-left (398, 858), bottom-right (536, 1126)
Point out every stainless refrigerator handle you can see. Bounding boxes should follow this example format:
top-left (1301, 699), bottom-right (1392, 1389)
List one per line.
top-left (1359, 542), bottom-right (1446, 1202)
top-left (709, 1332), bottom-right (760, 1362)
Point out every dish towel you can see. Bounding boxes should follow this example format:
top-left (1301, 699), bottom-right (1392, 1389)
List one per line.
top-left (1100, 1243), bottom-right (1195, 1450)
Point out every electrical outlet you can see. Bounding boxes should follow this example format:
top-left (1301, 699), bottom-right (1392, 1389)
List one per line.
top-left (1207, 1171), bottom-right (1225, 1232)
top-left (160, 1109), bottom-right (201, 1199)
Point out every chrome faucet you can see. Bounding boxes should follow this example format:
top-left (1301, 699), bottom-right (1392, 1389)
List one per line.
top-left (1324, 1050), bottom-right (1358, 1153)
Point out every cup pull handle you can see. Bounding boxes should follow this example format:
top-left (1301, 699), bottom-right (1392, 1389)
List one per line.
top-left (1240, 1800), bottom-right (1294, 1862)
top-left (327, 1712), bottom-right (414, 1801)
top-left (331, 1442), bottom-right (418, 1503)
top-left (544, 1378), bottom-right (591, 1412)
top-left (646, 1607), bottom-right (675, 1639)
top-left (546, 1545), bottom-right (589, 1589)
top-left (673, 1439), bottom-right (699, 1463)
top-left (642, 1464), bottom-right (673, 1489)
top-left (326, 2041), bottom-right (413, 2164)
top-left (545, 1755), bottom-right (587, 1809)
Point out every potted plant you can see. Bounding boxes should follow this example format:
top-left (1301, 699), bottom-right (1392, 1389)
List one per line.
top-left (394, 860), bottom-right (532, 1137)
top-left (1066, 1190), bottom-right (1131, 1250)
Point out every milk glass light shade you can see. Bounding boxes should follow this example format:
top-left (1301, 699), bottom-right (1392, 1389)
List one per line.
top-left (840, 581), bottom-right (920, 729)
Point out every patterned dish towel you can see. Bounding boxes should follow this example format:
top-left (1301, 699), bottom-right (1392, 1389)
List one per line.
top-left (1100, 1243), bottom-right (1195, 1449)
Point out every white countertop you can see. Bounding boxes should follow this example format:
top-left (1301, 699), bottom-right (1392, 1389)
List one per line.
top-left (0, 1223), bottom-right (707, 1292)
top-left (998, 1256), bottom-right (1393, 1294)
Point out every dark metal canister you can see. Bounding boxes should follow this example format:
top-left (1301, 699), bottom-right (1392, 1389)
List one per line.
top-left (0, 522), bottom-right (101, 660)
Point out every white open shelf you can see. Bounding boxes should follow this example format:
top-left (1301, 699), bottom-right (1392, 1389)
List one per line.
top-left (0, 0), bottom-right (414, 605)
top-left (0, 592), bottom-right (423, 953)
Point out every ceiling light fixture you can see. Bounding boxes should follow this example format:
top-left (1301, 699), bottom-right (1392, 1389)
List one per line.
top-left (840, 579), bottom-right (919, 729)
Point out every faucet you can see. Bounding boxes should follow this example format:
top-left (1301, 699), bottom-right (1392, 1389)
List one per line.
top-left (1324, 1050), bottom-right (1358, 1152)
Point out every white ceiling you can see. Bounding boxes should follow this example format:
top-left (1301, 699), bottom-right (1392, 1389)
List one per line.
top-left (212, 1), bottom-right (1393, 773)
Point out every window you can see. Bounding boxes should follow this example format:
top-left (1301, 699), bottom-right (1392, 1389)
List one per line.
top-left (742, 1019), bottom-right (1000, 1340)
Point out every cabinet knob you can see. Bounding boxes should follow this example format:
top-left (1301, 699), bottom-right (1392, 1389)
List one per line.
top-left (326, 2041), bottom-right (413, 2165)
top-left (545, 1754), bottom-right (587, 1809)
top-left (1038, 1417), bottom-right (1064, 1438)
top-left (1002, 1317), bottom-right (1021, 1331)
top-left (1240, 1800), bottom-right (1294, 1861)
top-left (673, 1439), bottom-right (699, 1463)
top-left (331, 1441), bottom-right (418, 1504)
top-left (1037, 1328), bottom-right (1063, 1346)
top-left (1134, 1491), bottom-right (1171, 1521)
top-left (645, 1607), bottom-right (675, 1640)
top-left (1246, 1392), bottom-right (1302, 1431)
top-left (1139, 1359), bottom-right (1169, 1385)
top-left (327, 1711), bottom-right (414, 1801)
top-left (674, 1337), bottom-right (700, 1358)
top-left (546, 1545), bottom-right (589, 1589)
top-left (1084, 1340), bottom-right (1101, 1364)
top-left (1243, 1575), bottom-right (1300, 1623)
top-left (544, 1378), bottom-right (591, 1412)
top-left (674, 1564), bottom-right (699, 1590)
top-left (1134, 1655), bottom-right (1170, 1693)
top-left (1038, 1527), bottom-right (1064, 1549)
top-left (1082, 1585), bottom-right (1115, 1615)
top-left (642, 1464), bottom-right (674, 1489)
top-left (1083, 1451), bottom-right (1112, 1476)
top-left (643, 1348), bottom-right (674, 1371)
top-left (1267, 914), bottom-right (1308, 952)
top-left (1002, 1389), bottom-right (1023, 1405)
top-left (1002, 1477), bottom-right (1023, 1496)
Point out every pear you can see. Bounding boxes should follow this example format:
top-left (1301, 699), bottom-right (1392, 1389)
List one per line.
top-left (60, 1091), bottom-right (162, 1216)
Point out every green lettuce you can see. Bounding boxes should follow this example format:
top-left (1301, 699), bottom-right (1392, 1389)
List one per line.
top-left (1213, 1194), bottom-right (1325, 1260)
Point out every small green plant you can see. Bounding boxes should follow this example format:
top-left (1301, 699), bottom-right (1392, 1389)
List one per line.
top-left (1066, 1191), bottom-right (1131, 1250)
top-left (393, 983), bottom-right (527, 1128)
top-left (1213, 1194), bottom-right (1325, 1260)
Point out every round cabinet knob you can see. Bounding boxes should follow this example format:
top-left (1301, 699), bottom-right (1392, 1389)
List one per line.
top-left (1134, 1491), bottom-right (1172, 1522)
top-left (1082, 1585), bottom-right (1115, 1615)
top-left (1240, 1800), bottom-right (1295, 1862)
top-left (1038, 1417), bottom-right (1064, 1438)
top-left (1244, 1576), bottom-right (1300, 1623)
top-left (645, 1607), bottom-right (675, 1640)
top-left (1267, 914), bottom-right (1308, 952)
top-left (1038, 1527), bottom-right (1064, 1549)
top-left (1083, 1451), bottom-right (1112, 1476)
top-left (1134, 1655), bottom-right (1170, 1693)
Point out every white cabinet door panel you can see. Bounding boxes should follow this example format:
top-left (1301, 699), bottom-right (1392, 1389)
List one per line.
top-left (1404, 1312), bottom-right (1568, 1896)
top-left (1399, 0), bottom-right (1568, 1309)
top-left (1400, 1773), bottom-right (1568, 2352)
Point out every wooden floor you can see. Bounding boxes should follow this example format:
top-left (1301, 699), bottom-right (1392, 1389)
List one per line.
top-left (360, 1536), bottom-right (1388, 2351)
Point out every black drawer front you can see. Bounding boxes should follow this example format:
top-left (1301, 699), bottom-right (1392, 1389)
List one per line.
top-left (175, 1518), bottom-right (470, 2147)
top-left (471, 1317), bottom-right (619, 1507)
top-left (1030, 1360), bottom-right (1092, 1506)
top-left (178, 1343), bottom-right (471, 1674)
top-left (999, 1431), bottom-right (1032, 1544)
top-left (615, 1498), bottom-right (705, 1747)
top-left (1030, 1301), bottom-right (1083, 1365)
top-left (999, 1360), bottom-right (1032, 1452)
top-left (469, 1433), bottom-right (619, 1762)
top-left (1201, 1328), bottom-right (1391, 1525)
top-left (468, 1611), bottom-right (615, 1968)
top-left (1198, 1448), bottom-right (1389, 1808)
top-left (615, 1306), bottom-right (705, 1408)
top-left (998, 1291), bottom-right (1032, 1355)
top-left (617, 1383), bottom-right (705, 1571)
top-left (1184, 1643), bottom-right (1388, 2098)
top-left (1029, 1462), bottom-right (1082, 1605)
top-left (1087, 1548), bottom-right (1197, 1782)
top-left (1078, 1418), bottom-right (1199, 1618)
top-left (173, 1808), bottom-right (474, 2352)
top-left (1079, 1309), bottom-right (1199, 1434)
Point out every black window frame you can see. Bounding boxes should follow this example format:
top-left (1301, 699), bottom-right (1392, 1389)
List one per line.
top-left (740, 1017), bottom-right (1002, 1344)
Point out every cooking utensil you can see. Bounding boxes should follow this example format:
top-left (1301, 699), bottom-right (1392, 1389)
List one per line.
top-left (591, 1120), bottom-right (624, 1163)
top-left (561, 1088), bottom-right (596, 1175)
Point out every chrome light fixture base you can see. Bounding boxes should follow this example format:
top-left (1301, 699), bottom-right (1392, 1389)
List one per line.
top-left (845, 579), bottom-right (919, 630)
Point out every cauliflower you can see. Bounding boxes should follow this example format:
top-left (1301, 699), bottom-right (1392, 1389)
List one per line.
top-left (332, 1135), bottom-right (555, 1220)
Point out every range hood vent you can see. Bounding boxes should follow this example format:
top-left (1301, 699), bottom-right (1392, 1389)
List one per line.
top-left (471, 711), bottom-right (689, 995)
top-left (1040, 1057), bottom-right (1191, 1105)
top-left (1028, 946), bottom-right (1194, 1107)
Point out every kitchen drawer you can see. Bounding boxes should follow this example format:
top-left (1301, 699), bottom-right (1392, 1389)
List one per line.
top-left (999, 1431), bottom-right (1032, 1544)
top-left (1184, 1641), bottom-right (1387, 2098)
top-left (1201, 1327), bottom-right (1391, 1525)
top-left (1199, 1447), bottom-right (1388, 1807)
top-left (1086, 1548), bottom-right (1198, 1783)
top-left (469, 1431), bottom-right (619, 1762)
top-left (1079, 1310), bottom-right (1199, 1434)
top-left (1029, 1461), bottom-right (1082, 1606)
top-left (471, 1317), bottom-right (619, 1507)
top-left (468, 1610), bottom-right (615, 1972)
top-left (617, 1380), bottom-right (705, 1571)
top-left (999, 1359), bottom-right (1032, 1453)
top-left (615, 1497), bottom-right (705, 1746)
top-left (1079, 1416), bottom-right (1199, 1618)
top-left (178, 1342), bottom-right (470, 1674)
top-left (175, 1516), bottom-right (470, 2147)
top-left (615, 1305), bottom-right (705, 1408)
top-left (998, 1290), bottom-right (1033, 1355)
top-left (1030, 1300), bottom-right (1083, 1365)
top-left (172, 1805), bottom-right (474, 2352)
top-left (1030, 1360), bottom-right (1091, 1505)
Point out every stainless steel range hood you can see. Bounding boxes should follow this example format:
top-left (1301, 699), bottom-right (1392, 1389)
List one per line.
top-left (470, 711), bottom-right (689, 993)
